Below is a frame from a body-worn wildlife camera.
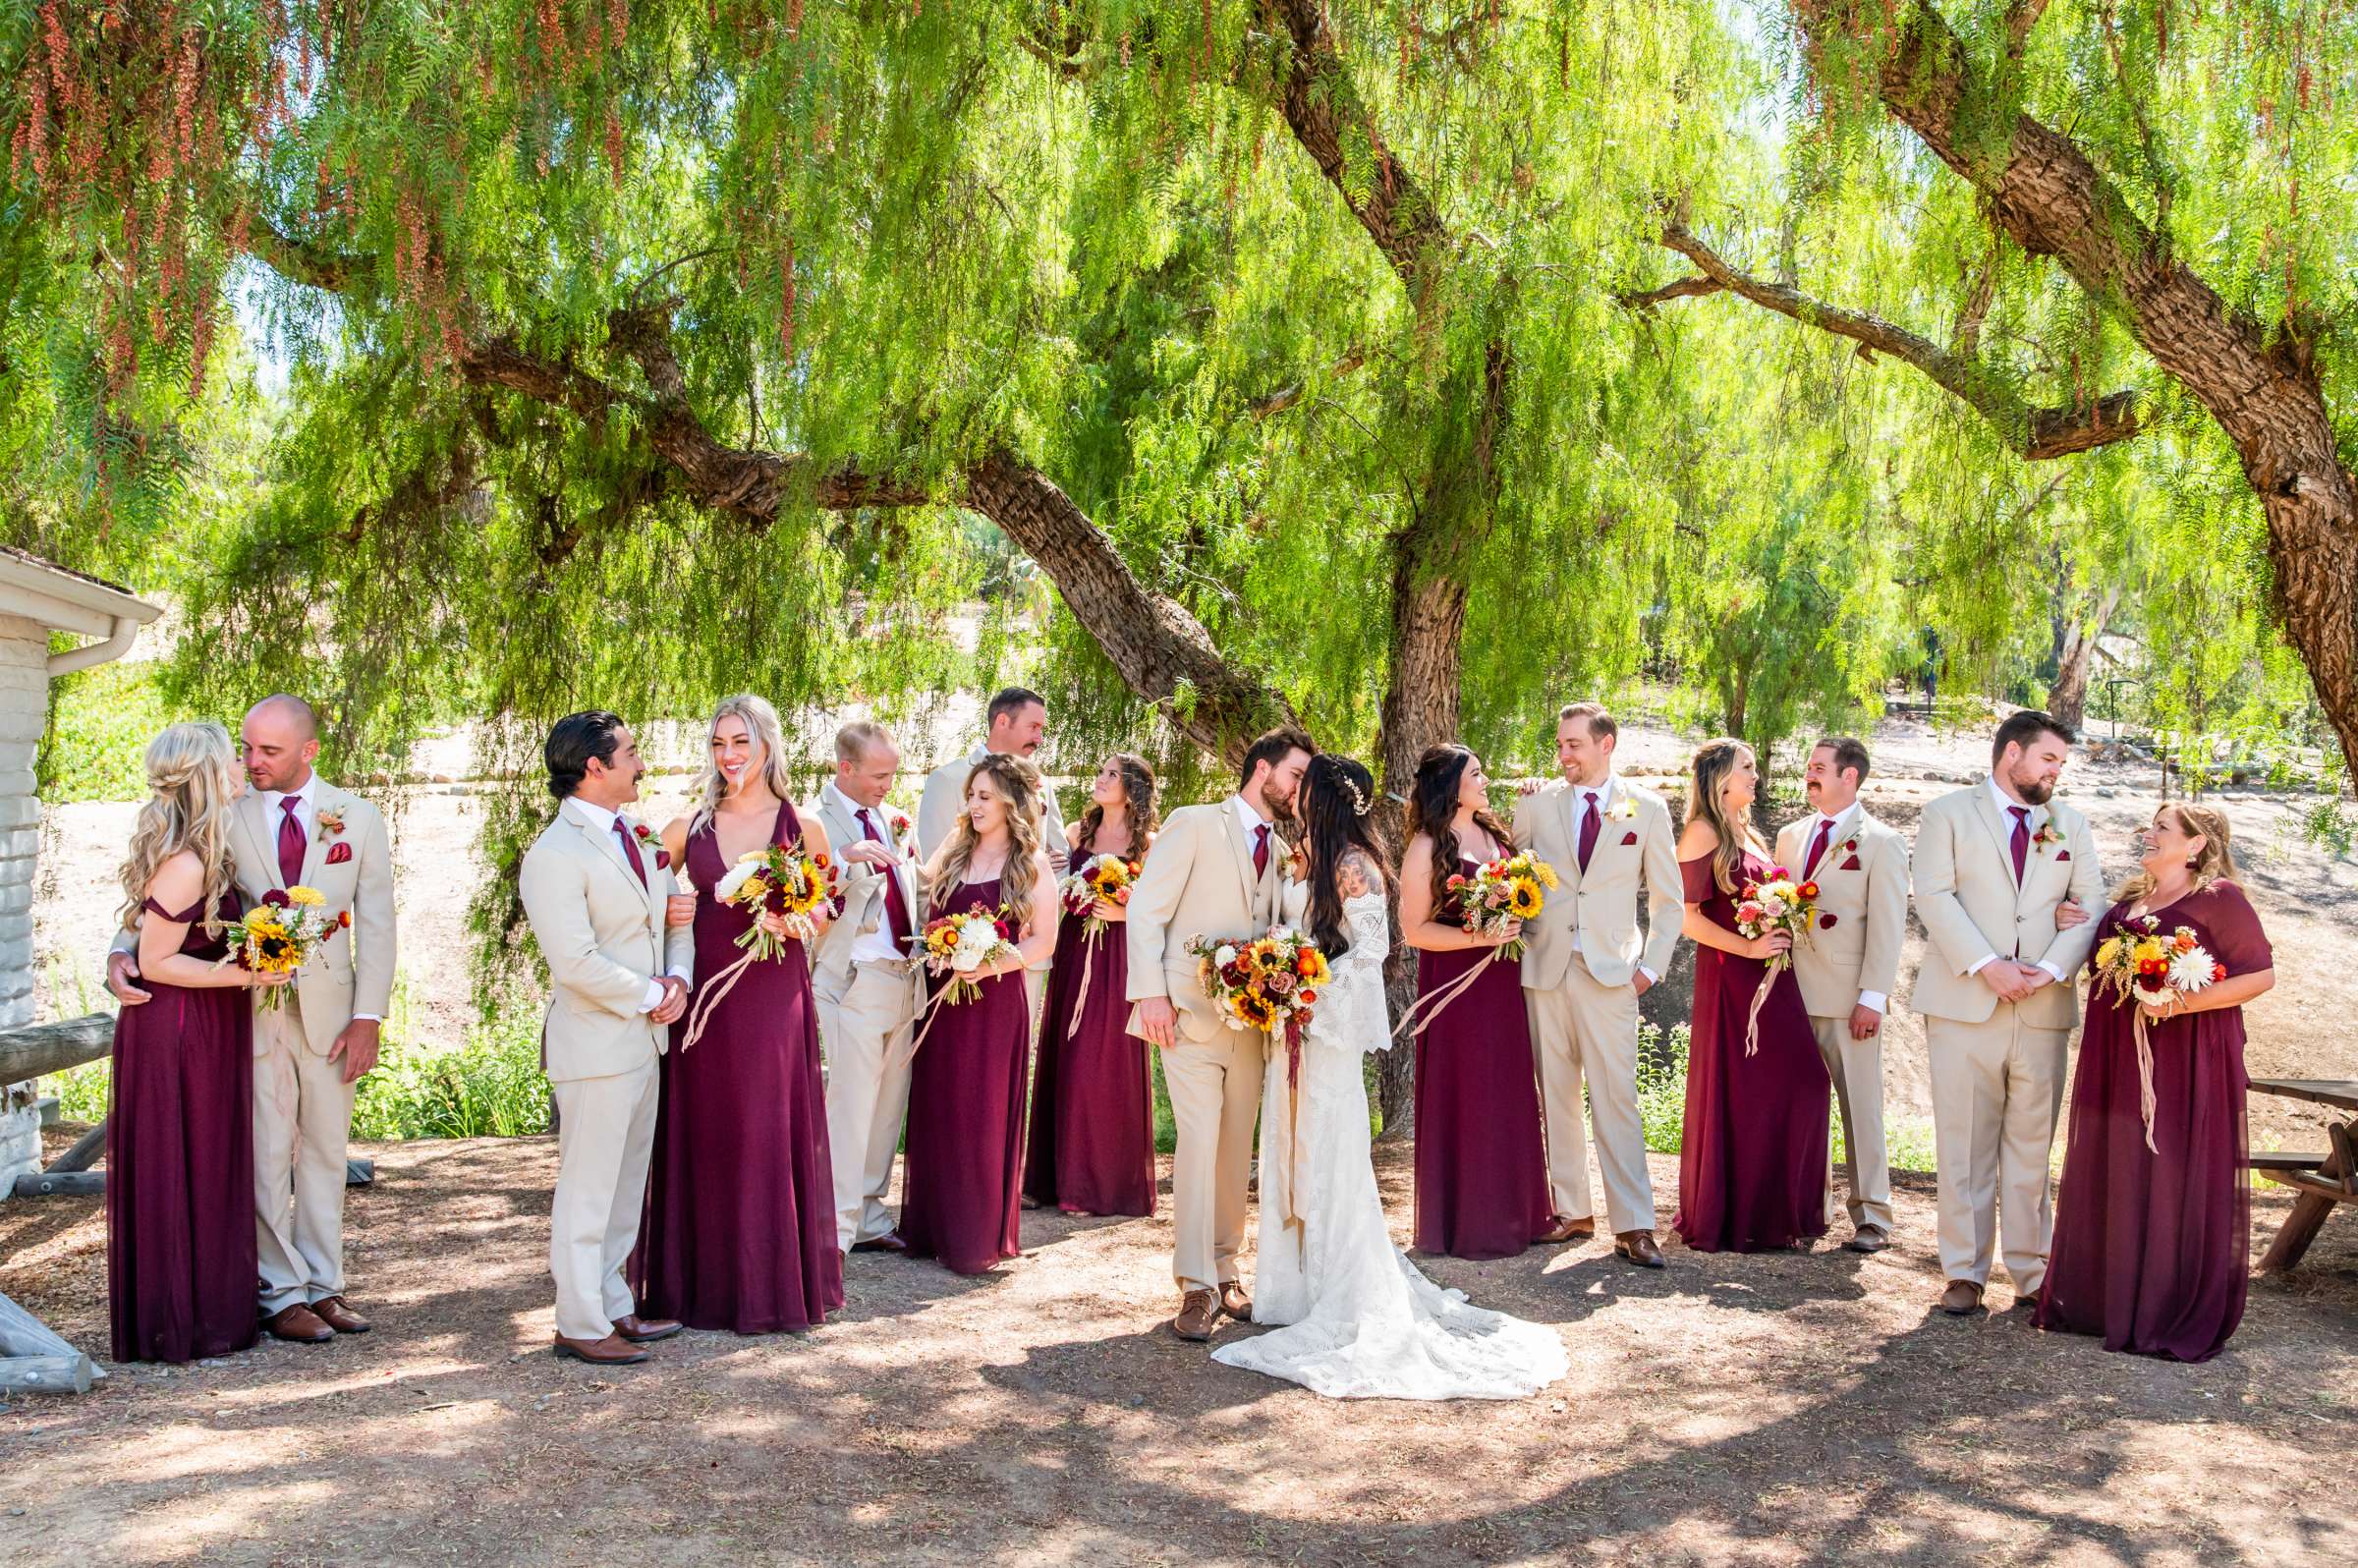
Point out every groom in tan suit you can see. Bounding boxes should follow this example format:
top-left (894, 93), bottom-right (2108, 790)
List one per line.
top-left (1908, 709), bottom-right (2105, 1316)
top-left (1773, 736), bottom-right (1909, 1253)
top-left (1512, 702), bottom-right (1682, 1267)
top-left (1127, 725), bottom-right (1312, 1343)
top-left (519, 712), bottom-right (697, 1366)
top-left (108, 695), bottom-right (396, 1344)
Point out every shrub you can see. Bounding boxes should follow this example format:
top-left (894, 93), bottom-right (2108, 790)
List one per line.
top-left (39, 660), bottom-right (171, 804)
top-left (351, 1010), bottom-right (550, 1140)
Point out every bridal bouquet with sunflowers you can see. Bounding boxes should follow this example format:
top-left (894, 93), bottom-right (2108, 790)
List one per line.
top-left (712, 844), bottom-right (840, 962)
top-left (1448, 853), bottom-right (1559, 961)
top-left (1187, 925), bottom-right (1329, 1039)
top-left (216, 886), bottom-right (347, 1010)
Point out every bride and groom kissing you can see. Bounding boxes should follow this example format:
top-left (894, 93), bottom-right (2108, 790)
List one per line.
top-left (1124, 728), bottom-right (1566, 1400)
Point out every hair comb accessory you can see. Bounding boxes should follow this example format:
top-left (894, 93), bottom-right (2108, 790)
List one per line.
top-left (1341, 776), bottom-right (1371, 816)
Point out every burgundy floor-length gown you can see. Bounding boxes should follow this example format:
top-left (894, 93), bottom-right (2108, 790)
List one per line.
top-left (2037, 881), bottom-right (2271, 1363)
top-left (1673, 852), bottom-right (1833, 1253)
top-left (633, 801), bottom-right (843, 1333)
top-left (108, 889), bottom-right (259, 1365)
top-left (1023, 891), bottom-right (1155, 1217)
top-left (899, 874), bottom-right (1030, 1273)
top-left (1412, 859), bottom-right (1551, 1259)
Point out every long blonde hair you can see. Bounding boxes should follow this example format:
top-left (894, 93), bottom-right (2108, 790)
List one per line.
top-left (1687, 738), bottom-right (1767, 895)
top-left (2116, 802), bottom-right (2238, 904)
top-left (689, 694), bottom-right (799, 834)
top-left (118, 721), bottom-right (241, 932)
top-left (926, 753), bottom-right (1044, 932)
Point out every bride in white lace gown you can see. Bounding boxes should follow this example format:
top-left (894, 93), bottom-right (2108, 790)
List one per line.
top-left (1211, 756), bottom-right (1569, 1400)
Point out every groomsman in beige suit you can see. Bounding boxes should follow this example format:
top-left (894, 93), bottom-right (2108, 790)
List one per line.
top-left (518, 712), bottom-right (697, 1366)
top-left (1908, 709), bottom-right (2105, 1316)
top-left (1127, 726), bottom-right (1311, 1342)
top-left (1511, 702), bottom-right (1682, 1267)
top-left (917, 686), bottom-right (1068, 871)
top-left (108, 695), bottom-right (396, 1344)
top-left (810, 721), bottom-right (926, 1255)
top-left (1773, 736), bottom-right (1909, 1254)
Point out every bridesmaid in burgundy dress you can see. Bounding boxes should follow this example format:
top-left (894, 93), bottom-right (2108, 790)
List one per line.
top-left (109, 721), bottom-right (289, 1363)
top-left (1672, 739), bottom-right (1832, 1254)
top-left (1024, 753), bottom-right (1159, 1217)
top-left (2038, 804), bottom-right (2275, 1362)
top-left (634, 695), bottom-right (843, 1333)
top-left (896, 754), bottom-right (1060, 1273)
top-left (1397, 745), bottom-right (1552, 1259)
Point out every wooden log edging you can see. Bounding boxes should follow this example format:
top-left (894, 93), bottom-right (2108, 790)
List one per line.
top-left (0, 1013), bottom-right (114, 1086)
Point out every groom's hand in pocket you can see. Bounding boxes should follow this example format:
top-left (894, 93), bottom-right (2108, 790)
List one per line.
top-left (1137, 995), bottom-right (1177, 1047)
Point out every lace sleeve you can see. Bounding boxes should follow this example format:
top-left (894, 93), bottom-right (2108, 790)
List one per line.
top-left (1312, 848), bottom-right (1396, 1055)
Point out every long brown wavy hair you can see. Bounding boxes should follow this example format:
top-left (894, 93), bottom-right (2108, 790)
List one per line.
top-left (2115, 802), bottom-right (2238, 904)
top-left (118, 721), bottom-right (241, 933)
top-left (1407, 744), bottom-right (1514, 910)
top-left (1075, 752), bottom-right (1158, 861)
top-left (1687, 738), bottom-right (1768, 895)
top-left (924, 752), bottom-right (1045, 933)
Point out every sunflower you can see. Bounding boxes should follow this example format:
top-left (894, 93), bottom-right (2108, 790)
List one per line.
top-left (1234, 991), bottom-right (1277, 1030)
top-left (1506, 878), bottom-right (1542, 919)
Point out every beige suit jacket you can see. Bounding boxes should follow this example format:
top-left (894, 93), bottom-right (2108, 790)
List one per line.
top-left (114, 777), bottom-right (397, 1055)
top-left (1123, 799), bottom-right (1283, 1045)
top-left (1510, 777), bottom-right (1683, 991)
top-left (1773, 804), bottom-right (1910, 1019)
top-left (806, 788), bottom-right (922, 984)
top-left (520, 798), bottom-right (698, 1083)
top-left (1906, 783), bottom-right (2105, 1029)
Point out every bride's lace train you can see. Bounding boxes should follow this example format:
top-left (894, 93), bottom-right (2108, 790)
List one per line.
top-left (1209, 890), bottom-right (1569, 1400)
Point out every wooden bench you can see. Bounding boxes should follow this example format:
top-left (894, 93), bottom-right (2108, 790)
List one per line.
top-left (2250, 1080), bottom-right (2358, 1274)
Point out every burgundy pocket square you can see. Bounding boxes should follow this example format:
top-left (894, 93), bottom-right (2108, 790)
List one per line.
top-left (1620, 831), bottom-right (1638, 846)
top-left (654, 850), bottom-right (673, 870)
top-left (324, 841), bottom-right (353, 866)
top-left (1821, 913), bottom-right (1838, 929)
top-left (2055, 851), bottom-right (2071, 862)
top-left (1839, 856), bottom-right (1863, 871)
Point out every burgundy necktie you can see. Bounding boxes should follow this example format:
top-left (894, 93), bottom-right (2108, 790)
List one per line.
top-left (613, 817), bottom-right (647, 888)
top-left (277, 798), bottom-right (306, 889)
top-left (2008, 806), bottom-right (2031, 885)
top-left (859, 809), bottom-right (914, 948)
top-left (1252, 823), bottom-right (1270, 877)
top-left (1577, 792), bottom-right (1601, 874)
top-left (1803, 817), bottom-right (1835, 881)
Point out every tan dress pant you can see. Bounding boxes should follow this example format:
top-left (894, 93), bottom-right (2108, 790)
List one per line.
top-left (1811, 1014), bottom-right (1895, 1236)
top-left (1526, 958), bottom-right (1655, 1234)
top-left (1926, 1011), bottom-right (2069, 1294)
top-left (814, 959), bottom-right (923, 1250)
top-left (253, 997), bottom-right (360, 1315)
top-left (548, 1059), bottom-right (660, 1341)
top-left (1159, 1028), bottom-right (1265, 1294)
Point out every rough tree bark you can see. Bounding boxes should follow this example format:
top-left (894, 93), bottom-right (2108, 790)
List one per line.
top-left (2047, 585), bottom-right (2120, 734)
top-left (1773, 0), bottom-right (2358, 777)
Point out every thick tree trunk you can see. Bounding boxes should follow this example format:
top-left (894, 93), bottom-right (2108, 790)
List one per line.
top-left (2046, 586), bottom-right (2118, 735)
top-left (1788, 0), bottom-right (2358, 780)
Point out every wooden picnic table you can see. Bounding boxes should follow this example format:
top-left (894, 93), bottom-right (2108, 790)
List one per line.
top-left (2250, 1078), bottom-right (2358, 1273)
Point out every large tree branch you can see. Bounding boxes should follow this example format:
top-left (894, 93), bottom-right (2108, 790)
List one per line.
top-left (1647, 219), bottom-right (2141, 461)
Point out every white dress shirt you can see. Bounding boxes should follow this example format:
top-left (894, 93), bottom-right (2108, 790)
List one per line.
top-left (1570, 778), bottom-right (1657, 986)
top-left (825, 781), bottom-right (913, 966)
top-left (1964, 775), bottom-right (2068, 985)
top-left (566, 797), bottom-right (689, 1013)
top-left (262, 773), bottom-right (382, 1025)
top-left (1800, 803), bottom-right (1886, 1015)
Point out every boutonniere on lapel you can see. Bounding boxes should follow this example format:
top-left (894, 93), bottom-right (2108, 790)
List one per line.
top-left (889, 811), bottom-right (913, 838)
top-left (1604, 793), bottom-right (1639, 845)
top-left (632, 819), bottom-right (672, 871)
top-left (2032, 823), bottom-right (2069, 862)
top-left (1838, 835), bottom-right (1863, 872)
top-left (315, 808), bottom-right (354, 865)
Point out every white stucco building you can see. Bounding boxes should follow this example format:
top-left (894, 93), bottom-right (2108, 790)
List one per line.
top-left (0, 548), bottom-right (158, 1191)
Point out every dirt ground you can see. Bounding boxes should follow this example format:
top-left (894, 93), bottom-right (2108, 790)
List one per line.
top-left (2, 1134), bottom-right (2354, 1566)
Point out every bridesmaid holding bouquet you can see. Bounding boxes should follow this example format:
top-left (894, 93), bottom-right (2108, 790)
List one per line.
top-left (634, 695), bottom-right (843, 1334)
top-left (1024, 754), bottom-right (1160, 1218)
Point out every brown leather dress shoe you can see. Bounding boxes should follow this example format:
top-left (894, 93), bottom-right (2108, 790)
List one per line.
top-left (611, 1314), bottom-right (682, 1343)
top-left (1844, 1226), bottom-right (1891, 1255)
top-left (1170, 1290), bottom-right (1218, 1342)
top-left (850, 1233), bottom-right (910, 1255)
top-left (1537, 1215), bottom-right (1596, 1245)
top-left (1217, 1280), bottom-right (1253, 1322)
top-left (1613, 1230), bottom-right (1666, 1268)
top-left (260, 1303), bottom-right (336, 1343)
top-left (1938, 1279), bottom-right (1986, 1316)
top-left (309, 1296), bottom-right (371, 1334)
top-left (553, 1332), bottom-right (649, 1366)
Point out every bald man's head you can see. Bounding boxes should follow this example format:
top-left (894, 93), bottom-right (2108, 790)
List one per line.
top-left (242, 695), bottom-right (321, 793)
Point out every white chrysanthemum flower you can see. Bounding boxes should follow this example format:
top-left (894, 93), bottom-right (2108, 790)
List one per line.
top-left (2167, 947), bottom-right (2216, 991)
top-left (1214, 944), bottom-right (1237, 967)
top-left (712, 855), bottom-right (764, 902)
